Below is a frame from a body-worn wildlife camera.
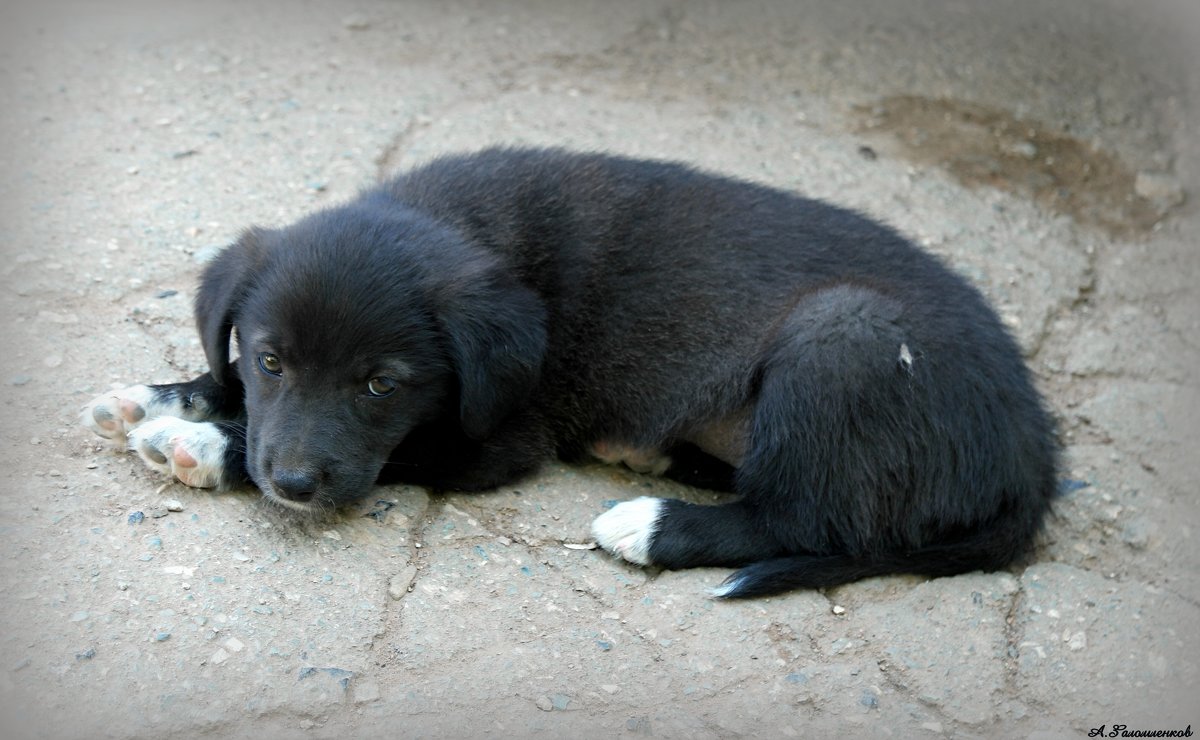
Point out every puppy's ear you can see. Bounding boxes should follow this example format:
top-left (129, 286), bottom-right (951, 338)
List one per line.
top-left (437, 262), bottom-right (547, 441)
top-left (195, 228), bottom-right (267, 385)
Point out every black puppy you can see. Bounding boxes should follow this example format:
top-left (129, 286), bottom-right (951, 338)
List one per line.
top-left (83, 147), bottom-right (1059, 598)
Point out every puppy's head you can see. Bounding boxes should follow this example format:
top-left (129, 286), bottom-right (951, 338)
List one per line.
top-left (196, 202), bottom-right (546, 510)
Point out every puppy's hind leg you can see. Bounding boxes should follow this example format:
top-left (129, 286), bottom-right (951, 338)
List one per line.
top-left (593, 497), bottom-right (784, 569)
top-left (594, 285), bottom-right (923, 596)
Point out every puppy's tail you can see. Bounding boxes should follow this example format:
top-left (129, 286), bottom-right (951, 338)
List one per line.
top-left (709, 555), bottom-right (893, 598)
top-left (710, 515), bottom-right (1045, 599)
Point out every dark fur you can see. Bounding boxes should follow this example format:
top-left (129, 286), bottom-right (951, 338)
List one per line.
top-left (166, 147), bottom-right (1059, 597)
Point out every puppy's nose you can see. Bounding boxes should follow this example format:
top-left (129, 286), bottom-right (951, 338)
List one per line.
top-left (271, 469), bottom-right (318, 503)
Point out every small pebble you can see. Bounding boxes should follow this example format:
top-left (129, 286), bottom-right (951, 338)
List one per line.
top-left (832, 604), bottom-right (846, 615)
top-left (830, 637), bottom-right (853, 653)
top-left (535, 695), bottom-right (553, 712)
top-left (342, 13), bottom-right (371, 30)
top-left (1121, 517), bottom-right (1154, 550)
top-left (388, 565), bottom-right (418, 600)
top-left (154, 631), bottom-right (171, 642)
top-left (75, 648), bottom-right (96, 660)
top-left (164, 499), bottom-right (184, 512)
top-left (1003, 139), bottom-right (1038, 159)
top-left (353, 681), bottom-right (381, 704)
top-left (128, 511), bottom-right (145, 525)
top-left (1059, 478), bottom-right (1089, 494)
top-left (9, 375), bottom-right (32, 386)
top-left (69, 611), bottom-right (89, 622)
top-left (1134, 171), bottom-right (1185, 208)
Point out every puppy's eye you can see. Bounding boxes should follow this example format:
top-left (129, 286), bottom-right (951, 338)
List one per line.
top-left (258, 353), bottom-right (282, 376)
top-left (366, 377), bottom-right (397, 397)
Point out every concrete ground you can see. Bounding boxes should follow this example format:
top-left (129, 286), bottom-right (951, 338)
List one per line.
top-left (1, 1), bottom-right (1197, 737)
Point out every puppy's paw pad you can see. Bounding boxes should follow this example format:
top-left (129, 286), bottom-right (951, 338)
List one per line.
top-left (81, 385), bottom-right (176, 442)
top-left (171, 444), bottom-right (199, 469)
top-left (128, 417), bottom-right (227, 489)
top-left (591, 497), bottom-right (664, 566)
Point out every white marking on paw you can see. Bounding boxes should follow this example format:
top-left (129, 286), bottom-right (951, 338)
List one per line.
top-left (127, 417), bottom-right (228, 489)
top-left (591, 497), bottom-right (663, 566)
top-left (81, 385), bottom-right (185, 443)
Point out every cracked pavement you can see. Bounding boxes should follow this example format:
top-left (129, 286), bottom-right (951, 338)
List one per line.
top-left (0, 1), bottom-right (1197, 737)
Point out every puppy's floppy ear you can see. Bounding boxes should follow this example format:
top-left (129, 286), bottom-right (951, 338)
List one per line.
top-left (195, 228), bottom-right (267, 385)
top-left (436, 258), bottom-right (547, 441)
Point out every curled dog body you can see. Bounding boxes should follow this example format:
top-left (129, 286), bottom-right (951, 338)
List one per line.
top-left (83, 147), bottom-right (1059, 598)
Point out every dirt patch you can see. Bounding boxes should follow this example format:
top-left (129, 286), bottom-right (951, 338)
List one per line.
top-left (856, 95), bottom-right (1185, 238)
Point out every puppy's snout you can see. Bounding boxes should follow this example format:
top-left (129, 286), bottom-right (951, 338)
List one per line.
top-left (271, 468), bottom-right (318, 503)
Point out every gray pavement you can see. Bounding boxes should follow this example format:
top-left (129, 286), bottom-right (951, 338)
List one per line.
top-left (0, 1), bottom-right (1197, 737)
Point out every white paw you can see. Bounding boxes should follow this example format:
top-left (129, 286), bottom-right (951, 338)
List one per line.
top-left (81, 385), bottom-right (184, 443)
top-left (127, 417), bottom-right (228, 489)
top-left (591, 497), bottom-right (663, 566)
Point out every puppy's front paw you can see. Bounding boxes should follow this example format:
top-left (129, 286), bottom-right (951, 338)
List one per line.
top-left (81, 385), bottom-right (181, 443)
top-left (127, 417), bottom-right (228, 489)
top-left (591, 497), bottom-right (664, 566)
